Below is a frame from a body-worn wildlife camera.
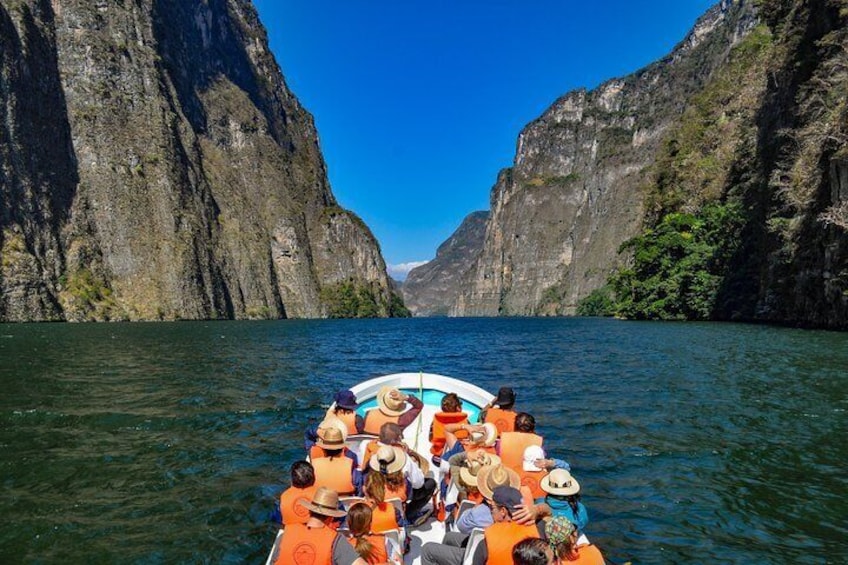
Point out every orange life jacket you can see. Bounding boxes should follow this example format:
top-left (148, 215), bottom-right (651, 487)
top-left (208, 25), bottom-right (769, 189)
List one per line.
top-left (275, 523), bottom-right (337, 565)
top-left (312, 456), bottom-right (355, 495)
top-left (309, 445), bottom-right (355, 461)
top-left (430, 411), bottom-right (469, 455)
top-left (484, 408), bottom-right (517, 434)
top-left (369, 501), bottom-right (399, 533)
top-left (346, 533), bottom-right (388, 564)
top-left (334, 410), bottom-right (359, 435)
top-left (516, 468), bottom-right (547, 500)
top-left (499, 431), bottom-right (543, 471)
top-left (362, 409), bottom-right (400, 435)
top-left (465, 444), bottom-right (497, 455)
top-left (279, 485), bottom-right (317, 526)
top-left (360, 439), bottom-right (380, 471)
top-left (483, 522), bottom-right (540, 565)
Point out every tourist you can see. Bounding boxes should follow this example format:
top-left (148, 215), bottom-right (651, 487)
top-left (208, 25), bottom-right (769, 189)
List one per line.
top-left (279, 460), bottom-right (317, 526)
top-left (540, 469), bottom-right (588, 532)
top-left (312, 427), bottom-right (360, 495)
top-left (429, 392), bottom-right (470, 456)
top-left (305, 389), bottom-right (363, 449)
top-left (362, 470), bottom-right (406, 532)
top-left (518, 445), bottom-right (549, 501)
top-left (362, 386), bottom-right (423, 435)
top-left (453, 463), bottom-right (522, 534)
top-left (271, 486), bottom-right (367, 565)
top-left (308, 417), bottom-right (359, 466)
top-left (479, 386), bottom-right (518, 433)
top-left (346, 502), bottom-right (401, 564)
top-left (545, 516), bottom-right (605, 564)
top-left (499, 413), bottom-right (544, 472)
top-left (512, 537), bottom-right (555, 565)
top-left (369, 444), bottom-right (436, 525)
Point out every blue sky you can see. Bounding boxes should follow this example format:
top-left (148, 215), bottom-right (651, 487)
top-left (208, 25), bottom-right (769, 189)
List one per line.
top-left (252, 0), bottom-right (716, 279)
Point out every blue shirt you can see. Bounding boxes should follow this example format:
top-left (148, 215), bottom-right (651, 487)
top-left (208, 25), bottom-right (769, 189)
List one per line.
top-left (456, 502), bottom-right (493, 533)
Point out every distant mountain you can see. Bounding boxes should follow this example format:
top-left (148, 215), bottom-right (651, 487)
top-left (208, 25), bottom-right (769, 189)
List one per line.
top-left (0, 0), bottom-right (399, 321)
top-left (417, 0), bottom-right (845, 328)
top-left (402, 211), bottom-right (489, 316)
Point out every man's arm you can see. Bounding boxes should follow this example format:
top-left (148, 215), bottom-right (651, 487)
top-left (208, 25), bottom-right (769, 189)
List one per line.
top-left (397, 395), bottom-right (423, 429)
top-left (456, 504), bottom-right (492, 534)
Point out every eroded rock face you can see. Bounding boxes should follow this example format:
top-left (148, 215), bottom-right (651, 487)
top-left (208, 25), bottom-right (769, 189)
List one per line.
top-left (402, 211), bottom-right (489, 316)
top-left (454, 0), bottom-right (757, 316)
top-left (0, 0), bottom-right (392, 321)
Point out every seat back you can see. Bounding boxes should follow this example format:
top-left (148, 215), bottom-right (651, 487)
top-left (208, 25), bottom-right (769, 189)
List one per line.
top-left (461, 528), bottom-right (485, 565)
top-left (339, 496), bottom-right (366, 511)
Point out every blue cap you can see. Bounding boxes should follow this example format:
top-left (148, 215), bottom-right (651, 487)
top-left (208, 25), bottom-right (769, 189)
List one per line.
top-left (334, 389), bottom-right (358, 410)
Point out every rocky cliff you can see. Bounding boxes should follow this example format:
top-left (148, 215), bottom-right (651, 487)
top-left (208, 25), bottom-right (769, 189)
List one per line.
top-left (452, 0), bottom-right (759, 316)
top-left (0, 0), bottom-right (396, 321)
top-left (402, 211), bottom-right (488, 316)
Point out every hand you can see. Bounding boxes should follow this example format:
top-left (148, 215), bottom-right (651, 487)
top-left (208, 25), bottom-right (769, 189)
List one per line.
top-left (512, 503), bottom-right (538, 525)
top-left (534, 458), bottom-right (553, 470)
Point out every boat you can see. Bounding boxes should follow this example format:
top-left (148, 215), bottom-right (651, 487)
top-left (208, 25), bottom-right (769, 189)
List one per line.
top-left (266, 372), bottom-right (495, 565)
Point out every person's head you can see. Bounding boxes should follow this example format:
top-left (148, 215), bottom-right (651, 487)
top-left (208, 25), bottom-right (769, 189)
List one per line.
top-left (290, 460), bottom-right (315, 489)
top-left (347, 503), bottom-right (376, 560)
top-left (545, 516), bottom-right (579, 561)
top-left (363, 469), bottom-right (386, 503)
top-left (379, 422), bottom-right (403, 445)
top-left (333, 389), bottom-right (358, 414)
top-left (441, 392), bottom-right (462, 413)
top-left (512, 537), bottom-right (554, 565)
top-left (541, 468), bottom-right (582, 515)
top-left (490, 485), bottom-right (523, 523)
top-left (522, 445), bottom-right (546, 472)
top-left (477, 463), bottom-right (520, 500)
top-left (299, 486), bottom-right (347, 524)
top-left (515, 412), bottom-right (536, 433)
top-left (495, 387), bottom-right (516, 410)
top-left (315, 426), bottom-right (346, 458)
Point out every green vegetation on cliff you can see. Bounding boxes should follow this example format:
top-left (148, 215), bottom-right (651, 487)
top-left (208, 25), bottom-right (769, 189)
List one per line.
top-left (320, 279), bottom-right (411, 318)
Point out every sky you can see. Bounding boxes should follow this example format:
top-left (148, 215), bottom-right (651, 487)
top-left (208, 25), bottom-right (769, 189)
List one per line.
top-left (252, 0), bottom-right (717, 279)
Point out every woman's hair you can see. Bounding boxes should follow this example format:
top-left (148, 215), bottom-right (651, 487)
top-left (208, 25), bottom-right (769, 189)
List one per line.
top-left (290, 460), bottom-right (315, 488)
top-left (347, 503), bottom-right (376, 561)
top-left (512, 537), bottom-right (551, 565)
top-left (566, 493), bottom-right (581, 516)
top-left (515, 412), bottom-right (536, 433)
top-left (363, 470), bottom-right (386, 502)
top-left (385, 470), bottom-right (405, 491)
top-left (441, 392), bottom-right (462, 412)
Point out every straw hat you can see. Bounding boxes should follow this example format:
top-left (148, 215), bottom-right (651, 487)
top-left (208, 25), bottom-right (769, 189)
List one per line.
top-left (315, 426), bottom-right (346, 451)
top-left (474, 422), bottom-right (498, 447)
top-left (369, 445), bottom-right (407, 474)
top-left (318, 417), bottom-right (348, 442)
top-left (459, 454), bottom-right (499, 487)
top-left (540, 468), bottom-right (581, 497)
top-left (375, 386), bottom-right (407, 416)
top-left (476, 463), bottom-right (520, 499)
top-left (297, 486), bottom-right (347, 518)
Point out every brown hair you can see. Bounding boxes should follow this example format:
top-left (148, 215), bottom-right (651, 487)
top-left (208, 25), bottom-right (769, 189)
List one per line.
top-left (441, 392), bottom-right (462, 412)
top-left (385, 470), bottom-right (405, 492)
top-left (363, 470), bottom-right (386, 503)
top-left (347, 503), bottom-right (376, 560)
top-left (515, 412), bottom-right (536, 433)
top-left (290, 460), bottom-right (314, 488)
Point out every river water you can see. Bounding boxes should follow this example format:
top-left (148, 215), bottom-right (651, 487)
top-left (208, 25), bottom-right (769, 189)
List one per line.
top-left (0, 318), bottom-right (845, 564)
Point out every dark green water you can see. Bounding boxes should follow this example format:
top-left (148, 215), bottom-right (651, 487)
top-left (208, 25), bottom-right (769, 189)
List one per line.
top-left (1, 318), bottom-right (846, 564)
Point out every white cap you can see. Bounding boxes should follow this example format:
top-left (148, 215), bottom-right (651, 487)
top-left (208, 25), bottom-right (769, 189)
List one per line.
top-left (522, 445), bottom-right (545, 471)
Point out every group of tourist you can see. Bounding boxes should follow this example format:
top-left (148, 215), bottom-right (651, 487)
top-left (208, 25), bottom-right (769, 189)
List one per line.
top-left (269, 385), bottom-right (606, 565)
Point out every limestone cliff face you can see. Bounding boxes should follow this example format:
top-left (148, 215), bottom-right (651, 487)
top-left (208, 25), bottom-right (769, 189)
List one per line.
top-left (0, 0), bottom-right (393, 321)
top-left (454, 0), bottom-right (758, 316)
top-left (402, 211), bottom-right (488, 316)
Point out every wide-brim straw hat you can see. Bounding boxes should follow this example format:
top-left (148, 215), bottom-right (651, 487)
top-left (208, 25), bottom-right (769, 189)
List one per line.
top-left (479, 423), bottom-right (498, 447)
top-left (540, 468), bottom-right (580, 497)
top-left (376, 386), bottom-right (407, 416)
top-left (476, 463), bottom-right (520, 500)
top-left (369, 445), bottom-right (407, 474)
top-left (459, 453), bottom-right (500, 488)
top-left (297, 486), bottom-right (347, 518)
top-left (315, 425), bottom-right (347, 450)
top-left (318, 417), bottom-right (348, 441)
